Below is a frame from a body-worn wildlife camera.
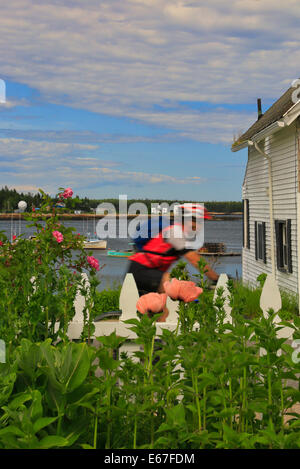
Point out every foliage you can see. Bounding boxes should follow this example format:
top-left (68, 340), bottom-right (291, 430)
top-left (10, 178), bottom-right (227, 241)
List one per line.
top-left (0, 198), bottom-right (299, 449)
top-left (1, 284), bottom-right (299, 449)
top-left (170, 260), bottom-right (191, 281)
top-left (0, 186), bottom-right (242, 213)
top-left (0, 187), bottom-right (101, 349)
top-left (228, 274), bottom-right (299, 321)
top-left (93, 286), bottom-right (121, 317)
top-left (0, 186), bottom-right (43, 213)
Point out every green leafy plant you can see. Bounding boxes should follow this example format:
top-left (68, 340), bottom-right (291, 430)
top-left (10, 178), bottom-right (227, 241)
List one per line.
top-left (1, 189), bottom-right (300, 449)
top-left (0, 187), bottom-right (101, 349)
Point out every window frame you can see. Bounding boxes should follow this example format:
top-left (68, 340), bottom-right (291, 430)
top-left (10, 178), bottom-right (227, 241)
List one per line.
top-left (254, 220), bottom-right (266, 264)
top-left (243, 199), bottom-right (250, 249)
top-left (275, 219), bottom-right (292, 273)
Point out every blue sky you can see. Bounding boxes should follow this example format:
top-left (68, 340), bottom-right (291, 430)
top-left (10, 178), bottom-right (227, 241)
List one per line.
top-left (0, 0), bottom-right (299, 201)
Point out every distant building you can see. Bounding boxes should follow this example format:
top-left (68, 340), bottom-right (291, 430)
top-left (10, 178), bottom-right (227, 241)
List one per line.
top-left (151, 204), bottom-right (170, 215)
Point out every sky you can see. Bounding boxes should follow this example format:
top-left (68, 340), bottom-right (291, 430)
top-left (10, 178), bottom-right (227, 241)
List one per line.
top-left (0, 0), bottom-right (300, 201)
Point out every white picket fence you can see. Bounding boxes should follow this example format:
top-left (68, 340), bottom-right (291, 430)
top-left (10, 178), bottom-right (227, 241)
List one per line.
top-left (68, 272), bottom-right (300, 415)
top-left (63, 271), bottom-right (300, 420)
top-left (216, 273), bottom-right (294, 339)
top-left (68, 273), bottom-right (180, 358)
top-left (67, 272), bottom-right (297, 357)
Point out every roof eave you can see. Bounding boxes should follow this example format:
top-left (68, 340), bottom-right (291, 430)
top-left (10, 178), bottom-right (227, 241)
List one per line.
top-left (231, 100), bottom-right (300, 153)
top-left (231, 141), bottom-right (248, 152)
top-left (231, 121), bottom-right (284, 152)
top-left (281, 99), bottom-right (300, 126)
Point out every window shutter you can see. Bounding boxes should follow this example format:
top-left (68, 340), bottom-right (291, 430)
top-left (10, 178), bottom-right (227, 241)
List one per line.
top-left (246, 200), bottom-right (250, 249)
top-left (242, 200), bottom-right (245, 248)
top-left (275, 220), bottom-right (282, 269)
top-left (287, 219), bottom-right (292, 273)
top-left (254, 221), bottom-right (258, 260)
top-left (262, 221), bottom-right (266, 264)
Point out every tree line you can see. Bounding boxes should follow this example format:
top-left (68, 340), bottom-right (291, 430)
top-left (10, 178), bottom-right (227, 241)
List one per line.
top-left (0, 187), bottom-right (242, 213)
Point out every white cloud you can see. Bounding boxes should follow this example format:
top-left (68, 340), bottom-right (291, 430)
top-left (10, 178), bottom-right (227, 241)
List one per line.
top-left (0, 0), bottom-right (299, 144)
top-left (0, 138), bottom-right (97, 158)
top-left (0, 135), bottom-right (206, 193)
top-left (0, 98), bottom-right (29, 110)
top-left (7, 184), bottom-right (40, 193)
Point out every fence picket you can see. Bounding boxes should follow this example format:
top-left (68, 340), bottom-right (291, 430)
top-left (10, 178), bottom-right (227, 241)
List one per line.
top-left (259, 274), bottom-right (294, 340)
top-left (213, 273), bottom-right (232, 324)
top-left (119, 273), bottom-right (140, 321)
top-left (166, 296), bottom-right (179, 322)
top-left (73, 273), bottom-right (90, 323)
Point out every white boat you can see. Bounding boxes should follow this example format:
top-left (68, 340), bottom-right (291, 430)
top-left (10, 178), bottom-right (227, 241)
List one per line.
top-left (83, 237), bottom-right (107, 250)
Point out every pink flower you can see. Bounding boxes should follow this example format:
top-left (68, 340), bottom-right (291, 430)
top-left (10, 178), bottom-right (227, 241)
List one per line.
top-left (12, 235), bottom-right (17, 241)
top-left (0, 241), bottom-right (3, 246)
top-left (136, 292), bottom-right (167, 316)
top-left (87, 255), bottom-right (100, 271)
top-left (62, 187), bottom-right (73, 199)
top-left (52, 230), bottom-right (64, 243)
top-left (163, 278), bottom-right (203, 302)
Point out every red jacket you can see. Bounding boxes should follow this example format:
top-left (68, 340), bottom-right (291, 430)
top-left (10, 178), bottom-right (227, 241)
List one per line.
top-left (129, 224), bottom-right (186, 272)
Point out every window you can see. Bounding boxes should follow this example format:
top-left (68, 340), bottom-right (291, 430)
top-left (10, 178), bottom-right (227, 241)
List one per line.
top-left (254, 221), bottom-right (266, 263)
top-left (243, 199), bottom-right (250, 249)
top-left (275, 219), bottom-right (292, 273)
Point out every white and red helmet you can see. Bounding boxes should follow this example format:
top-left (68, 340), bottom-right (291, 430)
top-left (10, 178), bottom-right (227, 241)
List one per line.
top-left (175, 203), bottom-right (212, 220)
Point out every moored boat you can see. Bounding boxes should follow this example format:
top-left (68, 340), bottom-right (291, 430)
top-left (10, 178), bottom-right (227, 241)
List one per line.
top-left (83, 238), bottom-right (107, 249)
top-left (107, 249), bottom-right (133, 258)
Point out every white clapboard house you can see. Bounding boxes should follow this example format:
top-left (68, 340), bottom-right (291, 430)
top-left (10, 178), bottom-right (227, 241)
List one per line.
top-left (232, 83), bottom-right (300, 295)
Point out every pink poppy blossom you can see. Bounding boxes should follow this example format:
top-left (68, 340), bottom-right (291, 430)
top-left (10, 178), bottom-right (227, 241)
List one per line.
top-left (136, 292), bottom-right (167, 316)
top-left (52, 230), bottom-right (64, 243)
top-left (163, 278), bottom-right (203, 302)
top-left (62, 187), bottom-right (73, 199)
top-left (87, 255), bottom-right (100, 271)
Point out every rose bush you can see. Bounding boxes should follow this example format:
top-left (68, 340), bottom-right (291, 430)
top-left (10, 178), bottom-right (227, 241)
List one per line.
top-left (0, 187), bottom-right (102, 347)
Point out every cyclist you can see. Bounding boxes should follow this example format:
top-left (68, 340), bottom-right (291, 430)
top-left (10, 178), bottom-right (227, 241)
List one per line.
top-left (127, 203), bottom-right (219, 297)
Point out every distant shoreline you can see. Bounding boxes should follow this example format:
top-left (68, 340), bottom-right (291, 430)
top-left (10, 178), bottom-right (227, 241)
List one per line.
top-left (0, 212), bottom-right (242, 221)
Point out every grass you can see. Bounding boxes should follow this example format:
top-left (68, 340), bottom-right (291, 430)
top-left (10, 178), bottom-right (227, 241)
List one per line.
top-left (230, 279), bottom-right (299, 321)
top-left (93, 284), bottom-right (121, 316)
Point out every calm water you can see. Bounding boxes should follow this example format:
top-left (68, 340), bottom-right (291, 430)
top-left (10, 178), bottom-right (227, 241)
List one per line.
top-left (0, 217), bottom-right (242, 290)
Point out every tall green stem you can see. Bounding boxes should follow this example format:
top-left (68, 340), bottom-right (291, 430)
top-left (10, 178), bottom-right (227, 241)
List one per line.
top-left (192, 370), bottom-right (202, 433)
top-left (105, 382), bottom-right (112, 449)
top-left (229, 377), bottom-right (233, 429)
top-left (93, 404), bottom-right (98, 449)
top-left (147, 335), bottom-right (155, 448)
top-left (45, 306), bottom-right (49, 339)
top-left (133, 415), bottom-right (137, 449)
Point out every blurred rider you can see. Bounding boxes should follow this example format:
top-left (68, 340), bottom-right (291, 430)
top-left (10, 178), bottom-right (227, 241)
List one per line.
top-left (127, 203), bottom-right (219, 296)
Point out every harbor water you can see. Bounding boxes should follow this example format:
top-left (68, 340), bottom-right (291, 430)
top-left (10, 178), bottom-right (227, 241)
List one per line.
top-left (0, 217), bottom-right (243, 290)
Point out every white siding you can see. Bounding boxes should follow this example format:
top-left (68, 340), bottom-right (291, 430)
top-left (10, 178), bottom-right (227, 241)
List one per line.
top-left (242, 123), bottom-right (298, 294)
